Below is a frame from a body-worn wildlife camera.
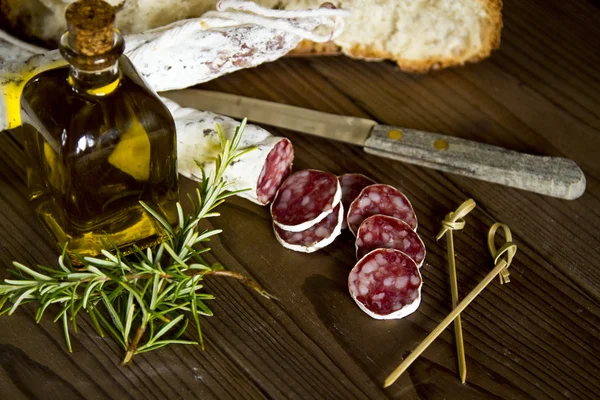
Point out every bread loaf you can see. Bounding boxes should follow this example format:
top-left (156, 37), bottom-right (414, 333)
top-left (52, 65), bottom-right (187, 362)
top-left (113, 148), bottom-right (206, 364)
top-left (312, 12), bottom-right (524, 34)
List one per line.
top-left (1, 0), bottom-right (502, 72)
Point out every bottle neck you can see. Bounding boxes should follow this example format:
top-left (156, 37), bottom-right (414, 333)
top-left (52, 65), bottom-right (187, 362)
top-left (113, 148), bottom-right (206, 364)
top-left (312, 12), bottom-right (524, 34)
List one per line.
top-left (68, 63), bottom-right (121, 96)
top-left (59, 30), bottom-right (124, 96)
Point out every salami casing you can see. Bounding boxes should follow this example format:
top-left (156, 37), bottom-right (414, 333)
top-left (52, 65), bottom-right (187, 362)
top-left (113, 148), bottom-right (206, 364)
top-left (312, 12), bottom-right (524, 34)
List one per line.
top-left (355, 215), bottom-right (426, 267)
top-left (348, 249), bottom-right (422, 320)
top-left (347, 184), bottom-right (417, 235)
top-left (271, 170), bottom-right (342, 232)
top-left (273, 204), bottom-right (343, 253)
top-left (163, 97), bottom-right (293, 205)
top-left (338, 173), bottom-right (376, 229)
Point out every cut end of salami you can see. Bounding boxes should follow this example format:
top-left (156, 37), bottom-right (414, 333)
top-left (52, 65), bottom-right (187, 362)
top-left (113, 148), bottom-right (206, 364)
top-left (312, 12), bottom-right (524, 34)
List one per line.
top-left (257, 138), bottom-right (294, 205)
top-left (349, 249), bottom-right (422, 320)
top-left (271, 169), bottom-right (341, 232)
top-left (347, 184), bottom-right (417, 235)
top-left (356, 215), bottom-right (426, 267)
top-left (338, 173), bottom-right (376, 229)
top-left (273, 204), bottom-right (343, 253)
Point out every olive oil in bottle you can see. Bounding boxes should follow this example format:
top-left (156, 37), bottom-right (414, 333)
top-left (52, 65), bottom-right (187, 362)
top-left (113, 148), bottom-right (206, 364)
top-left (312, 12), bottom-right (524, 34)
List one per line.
top-left (21, 0), bottom-right (179, 260)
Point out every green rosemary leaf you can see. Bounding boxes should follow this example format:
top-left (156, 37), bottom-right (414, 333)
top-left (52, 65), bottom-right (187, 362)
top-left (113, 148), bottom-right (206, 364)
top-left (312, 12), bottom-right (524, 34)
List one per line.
top-left (154, 243), bottom-right (165, 268)
top-left (83, 280), bottom-right (102, 309)
top-left (62, 311), bottom-right (72, 353)
top-left (93, 307), bottom-right (126, 349)
top-left (0, 295), bottom-right (8, 313)
top-left (70, 282), bottom-right (80, 320)
top-left (190, 292), bottom-right (204, 349)
top-left (146, 247), bottom-right (153, 264)
top-left (150, 273), bottom-right (160, 310)
top-left (123, 295), bottom-right (135, 346)
top-left (135, 339), bottom-right (197, 354)
top-left (101, 292), bottom-right (124, 333)
top-left (88, 306), bottom-right (105, 338)
top-left (155, 282), bottom-right (177, 305)
top-left (173, 316), bottom-right (189, 339)
top-left (163, 243), bottom-right (187, 268)
top-left (139, 201), bottom-right (176, 240)
top-left (82, 257), bottom-right (117, 268)
top-left (195, 299), bottom-right (213, 317)
top-left (9, 287), bottom-right (37, 315)
top-left (176, 203), bottom-right (185, 231)
top-left (150, 314), bottom-right (185, 345)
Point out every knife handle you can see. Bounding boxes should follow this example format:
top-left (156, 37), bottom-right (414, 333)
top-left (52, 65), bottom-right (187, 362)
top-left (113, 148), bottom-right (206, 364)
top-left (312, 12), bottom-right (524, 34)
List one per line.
top-left (364, 125), bottom-right (586, 200)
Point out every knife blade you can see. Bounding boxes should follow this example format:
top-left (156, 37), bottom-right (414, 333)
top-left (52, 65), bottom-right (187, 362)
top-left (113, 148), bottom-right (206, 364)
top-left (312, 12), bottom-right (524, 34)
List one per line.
top-left (162, 89), bottom-right (586, 200)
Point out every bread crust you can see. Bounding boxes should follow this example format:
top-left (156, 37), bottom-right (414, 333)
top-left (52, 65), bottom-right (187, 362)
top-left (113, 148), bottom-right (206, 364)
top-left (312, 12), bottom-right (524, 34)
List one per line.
top-left (289, 0), bottom-right (503, 72)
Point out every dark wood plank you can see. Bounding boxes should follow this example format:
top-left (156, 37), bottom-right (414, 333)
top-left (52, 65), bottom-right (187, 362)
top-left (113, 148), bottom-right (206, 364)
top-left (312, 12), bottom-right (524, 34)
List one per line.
top-left (1, 0), bottom-right (600, 399)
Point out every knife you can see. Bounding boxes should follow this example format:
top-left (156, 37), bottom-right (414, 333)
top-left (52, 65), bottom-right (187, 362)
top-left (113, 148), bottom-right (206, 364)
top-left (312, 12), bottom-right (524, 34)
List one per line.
top-left (162, 89), bottom-right (586, 200)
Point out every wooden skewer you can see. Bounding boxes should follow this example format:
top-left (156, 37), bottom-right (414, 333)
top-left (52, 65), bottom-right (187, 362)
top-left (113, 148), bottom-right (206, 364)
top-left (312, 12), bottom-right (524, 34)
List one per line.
top-left (446, 231), bottom-right (467, 383)
top-left (384, 222), bottom-right (515, 388)
top-left (436, 199), bottom-right (477, 383)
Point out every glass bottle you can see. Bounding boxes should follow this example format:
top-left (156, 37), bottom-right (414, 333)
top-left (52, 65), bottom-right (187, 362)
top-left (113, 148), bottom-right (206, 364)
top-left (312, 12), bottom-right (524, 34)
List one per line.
top-left (21, 0), bottom-right (178, 260)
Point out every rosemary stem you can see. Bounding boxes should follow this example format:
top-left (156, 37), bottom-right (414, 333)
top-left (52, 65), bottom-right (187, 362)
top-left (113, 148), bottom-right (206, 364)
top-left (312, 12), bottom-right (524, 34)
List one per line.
top-left (122, 322), bottom-right (147, 365)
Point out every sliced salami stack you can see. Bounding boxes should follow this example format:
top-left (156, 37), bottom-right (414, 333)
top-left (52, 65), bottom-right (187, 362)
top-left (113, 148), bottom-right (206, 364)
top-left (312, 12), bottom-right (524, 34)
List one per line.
top-left (340, 180), bottom-right (426, 320)
top-left (269, 169), bottom-right (426, 320)
top-left (271, 170), bottom-right (343, 253)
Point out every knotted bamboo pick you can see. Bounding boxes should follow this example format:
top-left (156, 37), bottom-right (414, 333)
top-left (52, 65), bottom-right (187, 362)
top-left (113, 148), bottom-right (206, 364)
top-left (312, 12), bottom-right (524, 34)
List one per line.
top-left (383, 221), bottom-right (517, 388)
top-left (436, 199), bottom-right (477, 383)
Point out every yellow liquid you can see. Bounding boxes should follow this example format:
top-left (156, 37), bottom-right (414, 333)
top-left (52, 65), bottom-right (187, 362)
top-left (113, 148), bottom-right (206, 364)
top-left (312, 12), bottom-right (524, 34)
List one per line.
top-left (21, 57), bottom-right (178, 260)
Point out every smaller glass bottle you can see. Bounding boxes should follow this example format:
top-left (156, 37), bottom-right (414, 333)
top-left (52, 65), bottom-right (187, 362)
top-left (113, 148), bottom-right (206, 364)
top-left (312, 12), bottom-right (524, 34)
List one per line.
top-left (21, 0), bottom-right (179, 260)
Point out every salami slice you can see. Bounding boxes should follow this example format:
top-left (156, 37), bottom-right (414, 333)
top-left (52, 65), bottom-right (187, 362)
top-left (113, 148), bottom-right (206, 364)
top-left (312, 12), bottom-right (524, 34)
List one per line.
top-left (356, 215), bottom-right (426, 267)
top-left (347, 184), bottom-right (417, 235)
top-left (163, 98), bottom-right (294, 205)
top-left (271, 170), bottom-right (342, 232)
top-left (256, 139), bottom-right (294, 204)
top-left (274, 204), bottom-right (343, 253)
top-left (348, 249), bottom-right (422, 320)
top-left (338, 173), bottom-right (376, 229)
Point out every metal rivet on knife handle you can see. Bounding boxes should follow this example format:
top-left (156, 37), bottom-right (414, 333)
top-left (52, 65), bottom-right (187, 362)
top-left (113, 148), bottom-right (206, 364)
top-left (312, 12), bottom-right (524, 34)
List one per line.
top-left (388, 130), bottom-right (403, 140)
top-left (434, 139), bottom-right (449, 151)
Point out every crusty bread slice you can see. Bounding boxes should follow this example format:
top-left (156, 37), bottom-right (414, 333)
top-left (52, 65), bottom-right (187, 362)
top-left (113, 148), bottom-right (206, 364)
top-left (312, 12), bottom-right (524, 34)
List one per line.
top-left (268, 0), bottom-right (503, 71)
top-left (1, 0), bottom-right (502, 72)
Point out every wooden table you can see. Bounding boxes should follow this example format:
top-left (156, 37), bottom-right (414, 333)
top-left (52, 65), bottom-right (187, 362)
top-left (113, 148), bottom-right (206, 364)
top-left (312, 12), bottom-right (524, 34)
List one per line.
top-left (1, 1), bottom-right (599, 399)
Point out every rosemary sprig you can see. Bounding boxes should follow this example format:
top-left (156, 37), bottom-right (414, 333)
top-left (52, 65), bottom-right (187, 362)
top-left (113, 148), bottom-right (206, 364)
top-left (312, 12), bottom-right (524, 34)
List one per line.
top-left (0, 119), bottom-right (271, 364)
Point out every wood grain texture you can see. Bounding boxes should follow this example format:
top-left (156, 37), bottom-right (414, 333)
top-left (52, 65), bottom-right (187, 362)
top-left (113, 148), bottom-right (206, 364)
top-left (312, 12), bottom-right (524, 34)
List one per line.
top-left (1, 0), bottom-right (600, 399)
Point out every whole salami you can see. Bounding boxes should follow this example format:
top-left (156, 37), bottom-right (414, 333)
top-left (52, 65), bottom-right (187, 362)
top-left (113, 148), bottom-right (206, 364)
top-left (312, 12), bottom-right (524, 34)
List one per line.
top-left (356, 215), bottom-right (426, 267)
top-left (338, 173), bottom-right (376, 229)
top-left (271, 170), bottom-right (342, 232)
top-left (348, 249), bottom-right (422, 320)
top-left (347, 184), bottom-right (418, 235)
top-left (273, 204), bottom-right (343, 253)
top-left (163, 97), bottom-right (294, 205)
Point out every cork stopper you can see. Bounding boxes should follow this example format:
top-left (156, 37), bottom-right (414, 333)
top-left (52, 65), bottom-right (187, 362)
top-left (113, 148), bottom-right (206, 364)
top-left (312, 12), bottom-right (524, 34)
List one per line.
top-left (66, 0), bottom-right (115, 56)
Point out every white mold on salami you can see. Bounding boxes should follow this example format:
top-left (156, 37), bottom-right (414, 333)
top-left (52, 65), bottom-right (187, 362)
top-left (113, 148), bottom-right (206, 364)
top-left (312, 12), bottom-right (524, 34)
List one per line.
top-left (338, 173), bottom-right (376, 229)
top-left (347, 184), bottom-right (417, 236)
top-left (163, 97), bottom-right (293, 205)
top-left (356, 215), bottom-right (426, 267)
top-left (271, 170), bottom-right (342, 232)
top-left (348, 249), bottom-right (422, 320)
top-left (273, 203), bottom-right (343, 253)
